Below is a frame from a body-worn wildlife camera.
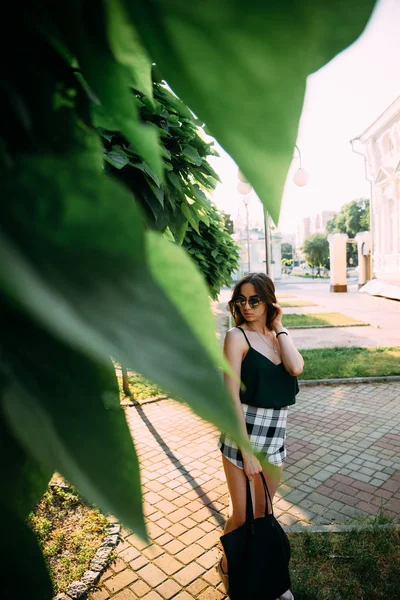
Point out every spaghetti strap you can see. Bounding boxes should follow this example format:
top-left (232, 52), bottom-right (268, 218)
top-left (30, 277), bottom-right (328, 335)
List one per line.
top-left (237, 326), bottom-right (252, 348)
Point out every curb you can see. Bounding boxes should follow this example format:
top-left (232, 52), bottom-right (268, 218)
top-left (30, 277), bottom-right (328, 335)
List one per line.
top-left (299, 375), bottom-right (400, 386)
top-left (49, 484), bottom-right (121, 600)
top-left (120, 377), bottom-right (400, 406)
top-left (121, 394), bottom-right (168, 407)
top-left (283, 523), bottom-right (400, 534)
top-left (289, 323), bottom-right (368, 329)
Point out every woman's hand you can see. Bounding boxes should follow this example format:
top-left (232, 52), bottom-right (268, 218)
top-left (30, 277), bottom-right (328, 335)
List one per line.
top-left (270, 302), bottom-right (284, 333)
top-left (242, 452), bottom-right (262, 480)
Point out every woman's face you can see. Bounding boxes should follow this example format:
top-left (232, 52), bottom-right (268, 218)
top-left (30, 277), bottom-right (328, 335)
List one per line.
top-left (236, 283), bottom-right (267, 323)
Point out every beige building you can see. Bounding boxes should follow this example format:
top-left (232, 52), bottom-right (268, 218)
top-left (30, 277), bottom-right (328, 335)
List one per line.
top-left (296, 210), bottom-right (337, 251)
top-left (352, 96), bottom-right (400, 299)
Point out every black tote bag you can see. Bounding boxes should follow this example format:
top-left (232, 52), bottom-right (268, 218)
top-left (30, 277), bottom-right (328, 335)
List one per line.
top-left (220, 472), bottom-right (291, 600)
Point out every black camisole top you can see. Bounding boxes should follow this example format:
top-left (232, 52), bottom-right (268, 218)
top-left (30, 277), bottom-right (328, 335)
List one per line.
top-left (237, 326), bottom-right (299, 409)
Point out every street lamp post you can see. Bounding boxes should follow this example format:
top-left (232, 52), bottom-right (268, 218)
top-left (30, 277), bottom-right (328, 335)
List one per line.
top-left (263, 208), bottom-right (271, 276)
top-left (237, 145), bottom-right (309, 277)
top-left (243, 195), bottom-right (251, 273)
top-left (293, 145), bottom-right (309, 187)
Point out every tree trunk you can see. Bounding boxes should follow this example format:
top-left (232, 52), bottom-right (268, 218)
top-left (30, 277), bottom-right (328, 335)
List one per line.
top-left (121, 367), bottom-right (131, 397)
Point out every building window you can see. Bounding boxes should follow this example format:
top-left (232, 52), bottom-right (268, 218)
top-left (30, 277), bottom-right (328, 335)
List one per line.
top-left (389, 197), bottom-right (398, 254)
top-left (382, 133), bottom-right (393, 155)
top-left (383, 197), bottom-right (395, 255)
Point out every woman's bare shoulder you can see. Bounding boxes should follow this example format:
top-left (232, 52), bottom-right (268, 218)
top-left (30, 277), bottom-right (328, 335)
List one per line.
top-left (224, 327), bottom-right (247, 345)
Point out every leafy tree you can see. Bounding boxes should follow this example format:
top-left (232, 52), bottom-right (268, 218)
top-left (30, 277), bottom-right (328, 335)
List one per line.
top-left (222, 212), bottom-right (234, 235)
top-left (326, 199), bottom-right (370, 265)
top-left (102, 79), bottom-right (220, 244)
top-left (282, 258), bottom-right (293, 267)
top-left (102, 77), bottom-right (239, 296)
top-left (303, 233), bottom-right (330, 269)
top-left (326, 199), bottom-right (370, 238)
top-left (183, 205), bottom-right (240, 299)
top-left (0, 1), bottom-right (376, 596)
top-left (281, 242), bottom-right (293, 261)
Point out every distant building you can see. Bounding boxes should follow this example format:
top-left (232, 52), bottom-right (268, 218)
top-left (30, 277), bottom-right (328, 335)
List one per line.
top-left (296, 210), bottom-right (336, 249)
top-left (352, 96), bottom-right (400, 299)
top-left (311, 210), bottom-right (337, 234)
top-left (296, 216), bottom-right (311, 249)
top-left (232, 211), bottom-right (282, 281)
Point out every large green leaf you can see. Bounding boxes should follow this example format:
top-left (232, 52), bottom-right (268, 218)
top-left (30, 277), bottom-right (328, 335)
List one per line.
top-left (0, 407), bottom-right (51, 521)
top-left (0, 156), bottom-right (241, 440)
top-left (1, 305), bottom-right (146, 538)
top-left (0, 406), bottom-right (53, 598)
top-left (40, 0), bottom-right (162, 179)
top-left (146, 231), bottom-right (232, 375)
top-left (2, 505), bottom-right (53, 598)
top-left (125, 0), bottom-right (376, 223)
top-left (106, 0), bottom-right (154, 102)
top-left (0, 369), bottom-right (52, 596)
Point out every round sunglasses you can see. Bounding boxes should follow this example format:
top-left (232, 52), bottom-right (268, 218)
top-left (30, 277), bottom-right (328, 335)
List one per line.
top-left (234, 297), bottom-right (263, 309)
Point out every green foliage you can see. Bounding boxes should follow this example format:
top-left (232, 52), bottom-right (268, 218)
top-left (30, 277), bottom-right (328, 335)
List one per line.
top-left (326, 199), bottom-right (370, 264)
top-left (283, 312), bottom-right (365, 328)
top-left (29, 485), bottom-right (108, 594)
top-left (183, 205), bottom-right (240, 300)
top-left (126, 0), bottom-right (375, 223)
top-left (290, 525), bottom-right (400, 598)
top-left (302, 233), bottom-right (330, 269)
top-left (222, 212), bottom-right (234, 235)
top-left (118, 372), bottom-right (165, 401)
top-left (0, 1), bottom-right (377, 596)
top-left (326, 199), bottom-right (370, 238)
top-left (300, 346), bottom-right (400, 380)
top-left (281, 243), bottom-right (293, 261)
top-left (101, 75), bottom-right (238, 298)
top-left (101, 79), bottom-right (221, 242)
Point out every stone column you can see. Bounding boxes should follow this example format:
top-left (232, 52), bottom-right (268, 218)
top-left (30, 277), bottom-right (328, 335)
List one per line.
top-left (328, 233), bottom-right (348, 292)
top-left (355, 231), bottom-right (372, 288)
top-left (271, 232), bottom-right (282, 280)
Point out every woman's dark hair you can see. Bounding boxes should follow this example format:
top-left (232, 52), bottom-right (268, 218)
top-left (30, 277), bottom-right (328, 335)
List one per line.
top-left (228, 272), bottom-right (278, 330)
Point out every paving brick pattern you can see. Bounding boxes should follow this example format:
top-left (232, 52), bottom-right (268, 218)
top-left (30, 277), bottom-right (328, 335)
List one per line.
top-left (89, 381), bottom-right (400, 599)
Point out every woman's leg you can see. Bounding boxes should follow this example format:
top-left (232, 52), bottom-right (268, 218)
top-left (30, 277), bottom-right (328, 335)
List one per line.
top-left (221, 454), bottom-right (254, 571)
top-left (253, 462), bottom-right (284, 517)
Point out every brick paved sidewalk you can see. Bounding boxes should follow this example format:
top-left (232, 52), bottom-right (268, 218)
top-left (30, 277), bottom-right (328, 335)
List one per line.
top-left (89, 382), bottom-right (400, 600)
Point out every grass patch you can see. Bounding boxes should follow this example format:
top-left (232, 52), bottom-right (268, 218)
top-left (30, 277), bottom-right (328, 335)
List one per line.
top-left (118, 372), bottom-right (165, 401)
top-left (29, 484), bottom-right (109, 594)
top-left (280, 300), bottom-right (317, 308)
top-left (291, 272), bottom-right (330, 279)
top-left (277, 294), bottom-right (296, 299)
top-left (300, 346), bottom-right (400, 379)
top-left (284, 312), bottom-right (367, 328)
top-left (289, 519), bottom-right (400, 599)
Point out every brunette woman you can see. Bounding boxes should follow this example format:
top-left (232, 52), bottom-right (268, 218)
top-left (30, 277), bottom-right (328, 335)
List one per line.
top-left (217, 273), bottom-right (303, 600)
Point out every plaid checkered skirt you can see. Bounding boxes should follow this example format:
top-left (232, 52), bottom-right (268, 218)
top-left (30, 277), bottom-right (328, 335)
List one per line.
top-left (218, 404), bottom-right (288, 468)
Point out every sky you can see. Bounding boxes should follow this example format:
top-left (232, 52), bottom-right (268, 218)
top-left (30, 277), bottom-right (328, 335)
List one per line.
top-left (208, 0), bottom-right (400, 235)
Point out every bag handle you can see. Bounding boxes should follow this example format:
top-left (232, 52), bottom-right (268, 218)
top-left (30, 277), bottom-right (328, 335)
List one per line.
top-left (245, 472), bottom-right (274, 523)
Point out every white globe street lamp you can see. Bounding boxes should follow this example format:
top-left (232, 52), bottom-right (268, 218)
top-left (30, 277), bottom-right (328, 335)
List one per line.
top-left (236, 146), bottom-right (309, 276)
top-left (237, 175), bottom-right (252, 274)
top-left (293, 145), bottom-right (310, 186)
top-left (237, 180), bottom-right (253, 195)
top-left (293, 168), bottom-right (309, 186)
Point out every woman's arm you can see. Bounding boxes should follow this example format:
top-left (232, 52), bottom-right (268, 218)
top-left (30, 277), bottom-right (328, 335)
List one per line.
top-left (271, 303), bottom-right (304, 376)
top-left (223, 329), bottom-right (262, 478)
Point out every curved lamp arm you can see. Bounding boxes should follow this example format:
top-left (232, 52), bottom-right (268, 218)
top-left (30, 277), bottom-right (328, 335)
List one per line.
top-left (294, 144), bottom-right (302, 168)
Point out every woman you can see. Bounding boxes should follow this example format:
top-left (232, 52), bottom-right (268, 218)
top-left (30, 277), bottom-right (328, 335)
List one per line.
top-left (217, 273), bottom-right (303, 600)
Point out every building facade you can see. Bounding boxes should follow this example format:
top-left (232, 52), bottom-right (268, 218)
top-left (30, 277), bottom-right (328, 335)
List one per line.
top-left (232, 212), bottom-right (282, 281)
top-left (352, 96), bottom-right (400, 296)
top-left (296, 210), bottom-right (337, 250)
